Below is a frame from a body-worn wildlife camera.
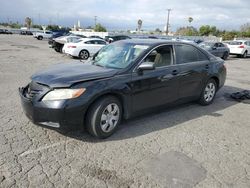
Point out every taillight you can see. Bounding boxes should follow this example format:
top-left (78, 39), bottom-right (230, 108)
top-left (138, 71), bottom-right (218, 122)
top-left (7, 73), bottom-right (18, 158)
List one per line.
top-left (238, 45), bottom-right (244, 48)
top-left (68, 45), bottom-right (76, 48)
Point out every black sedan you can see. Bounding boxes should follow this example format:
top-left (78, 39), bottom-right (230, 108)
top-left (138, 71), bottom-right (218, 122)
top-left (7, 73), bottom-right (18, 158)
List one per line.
top-left (199, 42), bottom-right (230, 60)
top-left (19, 40), bottom-right (226, 138)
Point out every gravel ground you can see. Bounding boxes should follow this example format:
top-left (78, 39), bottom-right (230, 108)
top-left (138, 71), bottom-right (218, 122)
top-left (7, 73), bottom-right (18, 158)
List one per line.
top-left (0, 35), bottom-right (250, 188)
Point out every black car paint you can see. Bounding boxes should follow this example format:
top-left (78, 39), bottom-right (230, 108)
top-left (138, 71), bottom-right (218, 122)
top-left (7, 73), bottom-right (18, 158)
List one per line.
top-left (19, 40), bottom-right (226, 130)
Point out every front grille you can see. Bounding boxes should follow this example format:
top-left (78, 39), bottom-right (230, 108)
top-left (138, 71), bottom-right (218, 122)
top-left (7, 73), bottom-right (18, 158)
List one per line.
top-left (24, 81), bottom-right (49, 100)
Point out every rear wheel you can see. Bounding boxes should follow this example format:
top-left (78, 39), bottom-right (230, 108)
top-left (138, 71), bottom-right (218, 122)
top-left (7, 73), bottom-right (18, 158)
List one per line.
top-left (86, 96), bottom-right (122, 139)
top-left (222, 52), bottom-right (229, 60)
top-left (199, 79), bottom-right (217, 105)
top-left (79, 50), bottom-right (89, 60)
top-left (242, 51), bottom-right (247, 58)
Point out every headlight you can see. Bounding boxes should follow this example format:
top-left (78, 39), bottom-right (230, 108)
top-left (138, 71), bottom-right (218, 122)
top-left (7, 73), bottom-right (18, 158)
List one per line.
top-left (42, 88), bottom-right (85, 101)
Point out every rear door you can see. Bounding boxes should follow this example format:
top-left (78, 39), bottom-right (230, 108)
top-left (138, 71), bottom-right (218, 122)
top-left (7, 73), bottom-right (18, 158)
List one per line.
top-left (210, 43), bottom-right (220, 57)
top-left (245, 41), bottom-right (250, 55)
top-left (84, 40), bottom-right (101, 55)
top-left (174, 44), bottom-right (211, 99)
top-left (217, 43), bottom-right (227, 57)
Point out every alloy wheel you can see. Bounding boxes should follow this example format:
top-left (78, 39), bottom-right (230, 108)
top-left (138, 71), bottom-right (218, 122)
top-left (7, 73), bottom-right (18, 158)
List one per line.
top-left (100, 103), bottom-right (120, 133)
top-left (204, 82), bottom-right (216, 102)
top-left (80, 51), bottom-right (89, 59)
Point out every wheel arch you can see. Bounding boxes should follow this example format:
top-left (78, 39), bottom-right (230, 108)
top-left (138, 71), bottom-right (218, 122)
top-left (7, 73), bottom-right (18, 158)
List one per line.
top-left (79, 49), bottom-right (89, 57)
top-left (84, 92), bottom-right (130, 127)
top-left (209, 76), bottom-right (219, 90)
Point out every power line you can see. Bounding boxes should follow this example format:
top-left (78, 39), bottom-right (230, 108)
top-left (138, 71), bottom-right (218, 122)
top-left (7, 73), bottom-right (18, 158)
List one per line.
top-left (166, 9), bottom-right (171, 35)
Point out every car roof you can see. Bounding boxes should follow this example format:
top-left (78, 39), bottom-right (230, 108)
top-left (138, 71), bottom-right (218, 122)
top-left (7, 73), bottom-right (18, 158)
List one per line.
top-left (114, 39), bottom-right (196, 46)
top-left (79, 38), bottom-right (105, 42)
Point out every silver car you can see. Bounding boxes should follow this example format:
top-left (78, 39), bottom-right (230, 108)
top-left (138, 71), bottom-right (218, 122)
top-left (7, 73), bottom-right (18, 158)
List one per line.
top-left (199, 42), bottom-right (230, 60)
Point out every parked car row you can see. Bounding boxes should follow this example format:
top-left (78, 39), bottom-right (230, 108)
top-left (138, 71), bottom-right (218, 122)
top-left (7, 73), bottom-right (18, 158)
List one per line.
top-left (199, 40), bottom-right (250, 59)
top-left (32, 31), bottom-right (249, 61)
top-left (0, 29), bottom-right (13, 34)
top-left (47, 34), bottom-right (132, 59)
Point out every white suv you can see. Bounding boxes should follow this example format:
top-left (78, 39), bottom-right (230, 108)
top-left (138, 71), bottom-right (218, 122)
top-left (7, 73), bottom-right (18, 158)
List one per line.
top-left (227, 40), bottom-right (250, 58)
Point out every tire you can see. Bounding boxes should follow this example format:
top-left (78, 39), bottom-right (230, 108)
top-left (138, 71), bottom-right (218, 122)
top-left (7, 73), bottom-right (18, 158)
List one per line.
top-left (37, 36), bottom-right (43, 40)
top-left (222, 52), bottom-right (229, 60)
top-left (79, 50), bottom-right (89, 60)
top-left (242, 51), bottom-right (247, 58)
top-left (86, 96), bottom-right (122, 139)
top-left (199, 79), bottom-right (217, 106)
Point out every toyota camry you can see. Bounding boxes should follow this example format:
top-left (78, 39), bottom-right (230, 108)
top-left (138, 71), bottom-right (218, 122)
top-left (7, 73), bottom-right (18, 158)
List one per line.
top-left (19, 39), bottom-right (226, 138)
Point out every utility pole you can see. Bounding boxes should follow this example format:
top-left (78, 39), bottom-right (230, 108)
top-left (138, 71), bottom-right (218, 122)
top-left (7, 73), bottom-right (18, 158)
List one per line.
top-left (94, 16), bottom-right (97, 27)
top-left (166, 9), bottom-right (171, 35)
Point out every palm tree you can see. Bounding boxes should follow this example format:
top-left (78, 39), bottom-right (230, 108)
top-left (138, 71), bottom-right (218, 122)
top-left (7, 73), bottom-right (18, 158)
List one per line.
top-left (137, 19), bottom-right (142, 32)
top-left (188, 17), bottom-right (193, 25)
top-left (25, 17), bottom-right (32, 30)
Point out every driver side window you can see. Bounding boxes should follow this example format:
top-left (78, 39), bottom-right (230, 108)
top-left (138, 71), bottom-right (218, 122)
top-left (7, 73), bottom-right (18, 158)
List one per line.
top-left (144, 45), bottom-right (173, 68)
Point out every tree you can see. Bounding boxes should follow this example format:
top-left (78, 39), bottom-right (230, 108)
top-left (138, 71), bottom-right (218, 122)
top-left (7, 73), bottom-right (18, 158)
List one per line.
top-left (155, 28), bottom-right (162, 33)
top-left (94, 23), bottom-right (107, 32)
top-left (240, 23), bottom-right (250, 32)
top-left (32, 24), bottom-right (43, 30)
top-left (137, 19), bottom-right (143, 32)
top-left (176, 26), bottom-right (198, 36)
top-left (199, 25), bottom-right (211, 36)
top-left (188, 17), bottom-right (193, 25)
top-left (25, 17), bottom-right (32, 29)
top-left (46, 25), bottom-right (60, 31)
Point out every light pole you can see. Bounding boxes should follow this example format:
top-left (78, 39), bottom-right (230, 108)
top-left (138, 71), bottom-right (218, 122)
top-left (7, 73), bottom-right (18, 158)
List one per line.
top-left (166, 9), bottom-right (171, 35)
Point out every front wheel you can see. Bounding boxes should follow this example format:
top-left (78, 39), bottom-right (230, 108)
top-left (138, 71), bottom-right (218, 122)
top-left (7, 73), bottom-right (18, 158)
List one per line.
top-left (79, 50), bottom-right (89, 60)
top-left (86, 96), bottom-right (122, 139)
top-left (199, 79), bottom-right (217, 105)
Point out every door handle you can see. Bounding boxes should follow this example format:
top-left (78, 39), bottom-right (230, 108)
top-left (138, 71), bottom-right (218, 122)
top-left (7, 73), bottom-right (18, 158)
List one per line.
top-left (172, 70), bottom-right (179, 75)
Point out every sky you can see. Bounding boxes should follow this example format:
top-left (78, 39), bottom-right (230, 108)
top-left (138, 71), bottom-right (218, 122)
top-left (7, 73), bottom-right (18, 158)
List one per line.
top-left (0, 0), bottom-right (250, 31)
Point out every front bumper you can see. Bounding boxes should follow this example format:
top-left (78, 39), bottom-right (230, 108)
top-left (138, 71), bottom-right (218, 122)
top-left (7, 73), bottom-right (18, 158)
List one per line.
top-left (19, 87), bottom-right (85, 130)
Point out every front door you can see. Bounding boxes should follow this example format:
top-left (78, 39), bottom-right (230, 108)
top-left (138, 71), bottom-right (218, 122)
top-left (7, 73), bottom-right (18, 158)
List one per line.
top-left (130, 45), bottom-right (180, 112)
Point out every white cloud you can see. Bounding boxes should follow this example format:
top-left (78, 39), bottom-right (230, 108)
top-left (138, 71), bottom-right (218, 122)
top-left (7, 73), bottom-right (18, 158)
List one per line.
top-left (0, 0), bottom-right (250, 30)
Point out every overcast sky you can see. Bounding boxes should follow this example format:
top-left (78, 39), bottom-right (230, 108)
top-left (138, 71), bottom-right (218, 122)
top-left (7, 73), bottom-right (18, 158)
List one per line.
top-left (0, 0), bottom-right (250, 31)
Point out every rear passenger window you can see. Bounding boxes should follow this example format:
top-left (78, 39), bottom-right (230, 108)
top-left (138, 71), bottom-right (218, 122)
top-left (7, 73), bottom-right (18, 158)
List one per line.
top-left (175, 44), bottom-right (208, 64)
top-left (97, 40), bottom-right (106, 45)
top-left (85, 41), bottom-right (95, 44)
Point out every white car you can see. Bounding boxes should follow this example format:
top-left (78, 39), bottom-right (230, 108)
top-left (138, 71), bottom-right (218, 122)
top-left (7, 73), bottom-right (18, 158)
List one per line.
top-left (63, 38), bottom-right (107, 59)
top-left (34, 31), bottom-right (53, 40)
top-left (227, 40), bottom-right (250, 58)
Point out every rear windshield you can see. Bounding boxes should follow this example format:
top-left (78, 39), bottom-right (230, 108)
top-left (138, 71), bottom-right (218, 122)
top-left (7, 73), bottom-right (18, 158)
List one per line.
top-left (228, 41), bottom-right (243, 45)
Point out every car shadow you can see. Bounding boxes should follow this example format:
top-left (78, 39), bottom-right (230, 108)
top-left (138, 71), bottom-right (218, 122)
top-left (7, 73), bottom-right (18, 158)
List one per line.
top-left (228, 55), bottom-right (250, 60)
top-left (62, 85), bottom-right (247, 142)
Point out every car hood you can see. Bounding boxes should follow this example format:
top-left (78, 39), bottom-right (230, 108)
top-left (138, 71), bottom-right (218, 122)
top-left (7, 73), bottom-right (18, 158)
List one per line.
top-left (31, 62), bottom-right (118, 88)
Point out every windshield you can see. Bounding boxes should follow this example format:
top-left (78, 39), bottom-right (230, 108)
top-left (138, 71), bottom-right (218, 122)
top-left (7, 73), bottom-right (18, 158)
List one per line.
top-left (199, 42), bottom-right (214, 49)
top-left (92, 43), bottom-right (149, 69)
top-left (228, 41), bottom-right (243, 45)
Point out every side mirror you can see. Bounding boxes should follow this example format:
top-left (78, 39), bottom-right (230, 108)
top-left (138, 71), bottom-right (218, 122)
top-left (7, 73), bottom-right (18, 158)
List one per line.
top-left (212, 46), bottom-right (217, 50)
top-left (137, 62), bottom-right (155, 72)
